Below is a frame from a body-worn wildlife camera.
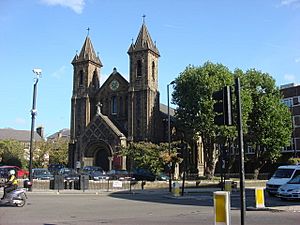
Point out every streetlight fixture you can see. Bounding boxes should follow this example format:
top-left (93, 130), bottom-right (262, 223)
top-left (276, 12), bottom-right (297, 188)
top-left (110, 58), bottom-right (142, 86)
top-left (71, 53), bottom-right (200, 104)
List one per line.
top-left (28, 68), bottom-right (42, 191)
top-left (167, 80), bottom-right (175, 192)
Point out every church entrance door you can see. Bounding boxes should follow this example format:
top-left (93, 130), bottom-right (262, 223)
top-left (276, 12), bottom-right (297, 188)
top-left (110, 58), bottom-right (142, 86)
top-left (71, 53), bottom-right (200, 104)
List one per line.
top-left (84, 141), bottom-right (112, 172)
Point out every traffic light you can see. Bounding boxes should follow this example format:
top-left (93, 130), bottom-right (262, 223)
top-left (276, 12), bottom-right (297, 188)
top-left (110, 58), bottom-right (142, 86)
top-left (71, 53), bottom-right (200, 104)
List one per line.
top-left (212, 86), bottom-right (232, 126)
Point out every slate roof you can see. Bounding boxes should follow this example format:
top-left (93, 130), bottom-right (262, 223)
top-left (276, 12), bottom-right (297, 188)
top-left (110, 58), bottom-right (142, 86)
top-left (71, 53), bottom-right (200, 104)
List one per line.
top-left (128, 23), bottom-right (160, 56)
top-left (0, 128), bottom-right (43, 142)
top-left (159, 103), bottom-right (175, 117)
top-left (47, 128), bottom-right (70, 140)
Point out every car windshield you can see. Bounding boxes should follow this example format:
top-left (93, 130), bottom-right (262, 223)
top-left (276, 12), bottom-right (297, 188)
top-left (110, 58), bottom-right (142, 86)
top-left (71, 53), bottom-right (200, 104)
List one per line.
top-left (273, 169), bottom-right (294, 178)
top-left (288, 175), bottom-right (300, 184)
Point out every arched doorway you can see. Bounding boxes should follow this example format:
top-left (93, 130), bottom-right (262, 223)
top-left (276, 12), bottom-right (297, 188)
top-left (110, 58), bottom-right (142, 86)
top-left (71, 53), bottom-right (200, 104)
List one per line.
top-left (84, 140), bottom-right (112, 171)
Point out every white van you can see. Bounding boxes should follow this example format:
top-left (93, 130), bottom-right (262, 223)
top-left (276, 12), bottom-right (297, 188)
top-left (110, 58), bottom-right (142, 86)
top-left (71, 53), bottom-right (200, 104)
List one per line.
top-left (266, 165), bottom-right (300, 196)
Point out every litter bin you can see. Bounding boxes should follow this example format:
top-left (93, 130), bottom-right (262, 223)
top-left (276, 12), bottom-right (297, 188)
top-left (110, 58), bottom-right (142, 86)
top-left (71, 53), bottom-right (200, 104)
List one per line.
top-left (74, 175), bottom-right (89, 190)
top-left (50, 175), bottom-right (64, 190)
top-left (80, 175), bottom-right (89, 190)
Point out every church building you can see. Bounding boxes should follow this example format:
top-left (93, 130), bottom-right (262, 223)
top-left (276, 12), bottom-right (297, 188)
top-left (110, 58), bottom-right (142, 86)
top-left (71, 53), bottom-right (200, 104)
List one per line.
top-left (68, 22), bottom-right (173, 171)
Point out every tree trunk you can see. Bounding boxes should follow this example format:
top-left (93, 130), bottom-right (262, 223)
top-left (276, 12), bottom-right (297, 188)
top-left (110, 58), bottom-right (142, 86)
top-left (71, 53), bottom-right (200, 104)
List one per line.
top-left (203, 138), bottom-right (218, 180)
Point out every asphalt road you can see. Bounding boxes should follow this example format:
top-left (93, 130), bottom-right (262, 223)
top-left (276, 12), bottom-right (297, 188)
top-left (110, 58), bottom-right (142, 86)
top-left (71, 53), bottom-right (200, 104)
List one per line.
top-left (0, 189), bottom-right (299, 225)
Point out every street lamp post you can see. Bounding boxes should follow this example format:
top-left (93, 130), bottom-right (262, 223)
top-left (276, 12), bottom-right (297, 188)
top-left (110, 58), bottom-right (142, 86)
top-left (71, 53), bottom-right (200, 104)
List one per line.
top-left (28, 68), bottom-right (42, 191)
top-left (167, 80), bottom-right (175, 192)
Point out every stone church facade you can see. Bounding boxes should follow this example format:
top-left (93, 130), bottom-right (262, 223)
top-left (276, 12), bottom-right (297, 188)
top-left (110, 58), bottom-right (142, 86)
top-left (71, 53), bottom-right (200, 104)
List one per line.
top-left (68, 22), bottom-right (204, 174)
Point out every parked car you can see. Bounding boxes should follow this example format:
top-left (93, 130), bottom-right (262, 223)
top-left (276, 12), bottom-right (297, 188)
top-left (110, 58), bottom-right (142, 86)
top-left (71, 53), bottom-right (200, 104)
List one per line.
top-left (0, 165), bottom-right (29, 178)
top-left (266, 165), bottom-right (300, 196)
top-left (32, 168), bottom-right (54, 180)
top-left (156, 172), bottom-right (170, 181)
top-left (82, 166), bottom-right (103, 173)
top-left (88, 170), bottom-right (109, 181)
top-left (277, 175), bottom-right (300, 200)
top-left (48, 164), bottom-right (65, 175)
top-left (131, 168), bottom-right (156, 181)
top-left (106, 169), bottom-right (134, 181)
top-left (58, 168), bottom-right (80, 181)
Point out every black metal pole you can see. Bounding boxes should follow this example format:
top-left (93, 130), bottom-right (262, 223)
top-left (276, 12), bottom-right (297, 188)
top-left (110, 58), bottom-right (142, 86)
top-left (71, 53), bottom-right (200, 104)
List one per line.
top-left (167, 83), bottom-right (173, 192)
top-left (235, 78), bottom-right (246, 225)
top-left (28, 78), bottom-right (39, 191)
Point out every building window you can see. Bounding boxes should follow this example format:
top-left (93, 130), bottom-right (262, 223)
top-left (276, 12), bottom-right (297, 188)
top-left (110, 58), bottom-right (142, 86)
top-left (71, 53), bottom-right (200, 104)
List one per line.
top-left (282, 98), bottom-right (293, 108)
top-left (246, 146), bottom-right (255, 154)
top-left (137, 60), bottom-right (142, 77)
top-left (111, 96), bottom-right (117, 115)
top-left (79, 70), bottom-right (84, 86)
top-left (294, 115), bottom-right (300, 127)
top-left (152, 61), bottom-right (155, 80)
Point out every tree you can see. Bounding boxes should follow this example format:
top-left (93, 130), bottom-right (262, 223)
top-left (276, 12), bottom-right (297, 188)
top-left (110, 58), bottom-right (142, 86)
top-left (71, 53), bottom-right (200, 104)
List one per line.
top-left (172, 62), bottom-right (234, 179)
top-left (47, 140), bottom-right (69, 165)
top-left (242, 69), bottom-right (292, 179)
top-left (120, 142), bottom-right (181, 175)
top-left (0, 140), bottom-right (27, 168)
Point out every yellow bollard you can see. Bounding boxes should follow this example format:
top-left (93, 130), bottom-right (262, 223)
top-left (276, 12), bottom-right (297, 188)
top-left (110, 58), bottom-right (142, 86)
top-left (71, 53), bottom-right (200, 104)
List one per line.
top-left (214, 191), bottom-right (230, 225)
top-left (255, 187), bottom-right (265, 208)
top-left (172, 181), bottom-right (180, 197)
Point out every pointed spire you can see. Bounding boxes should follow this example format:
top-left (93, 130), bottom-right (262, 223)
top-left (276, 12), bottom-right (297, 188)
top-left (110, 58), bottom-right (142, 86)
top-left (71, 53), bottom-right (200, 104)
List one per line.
top-left (75, 36), bottom-right (103, 66)
top-left (128, 21), bottom-right (160, 56)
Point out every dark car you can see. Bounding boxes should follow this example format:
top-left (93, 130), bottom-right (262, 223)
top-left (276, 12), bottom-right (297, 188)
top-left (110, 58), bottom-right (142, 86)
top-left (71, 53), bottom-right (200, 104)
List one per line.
top-left (48, 164), bottom-right (65, 175)
top-left (106, 169), bottom-right (134, 181)
top-left (58, 168), bottom-right (80, 181)
top-left (88, 171), bottom-right (109, 181)
top-left (156, 172), bottom-right (170, 181)
top-left (82, 166), bottom-right (103, 173)
top-left (32, 168), bottom-right (54, 180)
top-left (132, 168), bottom-right (156, 181)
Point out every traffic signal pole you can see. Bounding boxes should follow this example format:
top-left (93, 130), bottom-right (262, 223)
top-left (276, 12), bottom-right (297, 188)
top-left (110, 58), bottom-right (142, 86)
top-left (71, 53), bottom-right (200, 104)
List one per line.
top-left (235, 78), bottom-right (246, 225)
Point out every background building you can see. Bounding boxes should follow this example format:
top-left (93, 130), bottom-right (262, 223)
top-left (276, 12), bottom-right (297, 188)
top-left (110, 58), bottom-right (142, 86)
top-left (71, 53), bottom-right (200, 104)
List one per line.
top-left (280, 83), bottom-right (300, 157)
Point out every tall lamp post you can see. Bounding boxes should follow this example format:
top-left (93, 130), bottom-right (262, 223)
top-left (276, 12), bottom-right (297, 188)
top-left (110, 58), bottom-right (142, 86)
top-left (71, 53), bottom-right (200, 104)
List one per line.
top-left (167, 80), bottom-right (175, 192)
top-left (28, 68), bottom-right (42, 191)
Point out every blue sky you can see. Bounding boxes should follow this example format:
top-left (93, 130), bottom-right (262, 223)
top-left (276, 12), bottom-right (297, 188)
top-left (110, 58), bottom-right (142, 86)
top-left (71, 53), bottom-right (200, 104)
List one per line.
top-left (1, 0), bottom-right (300, 137)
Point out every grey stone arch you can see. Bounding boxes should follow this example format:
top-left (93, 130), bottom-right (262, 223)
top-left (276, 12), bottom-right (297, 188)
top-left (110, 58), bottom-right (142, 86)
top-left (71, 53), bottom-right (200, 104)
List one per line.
top-left (84, 140), bottom-right (113, 171)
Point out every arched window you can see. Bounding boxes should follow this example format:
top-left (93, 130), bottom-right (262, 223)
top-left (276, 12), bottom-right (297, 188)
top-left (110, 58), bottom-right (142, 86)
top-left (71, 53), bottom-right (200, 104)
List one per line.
top-left (152, 61), bottom-right (155, 80)
top-left (79, 70), bottom-right (83, 86)
top-left (137, 60), bottom-right (142, 77)
top-left (111, 96), bottom-right (117, 115)
top-left (92, 70), bottom-right (99, 88)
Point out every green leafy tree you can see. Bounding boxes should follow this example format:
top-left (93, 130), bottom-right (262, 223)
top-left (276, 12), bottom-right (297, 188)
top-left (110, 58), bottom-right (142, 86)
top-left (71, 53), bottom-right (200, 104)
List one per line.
top-left (0, 140), bottom-right (27, 168)
top-left (120, 142), bottom-right (181, 175)
top-left (242, 69), bottom-right (292, 178)
top-left (48, 140), bottom-right (69, 165)
top-left (172, 62), bottom-right (234, 179)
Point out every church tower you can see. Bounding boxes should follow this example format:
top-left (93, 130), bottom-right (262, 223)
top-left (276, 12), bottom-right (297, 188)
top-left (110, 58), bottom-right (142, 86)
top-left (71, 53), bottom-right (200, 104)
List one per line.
top-left (127, 21), bottom-right (160, 142)
top-left (69, 36), bottom-right (102, 167)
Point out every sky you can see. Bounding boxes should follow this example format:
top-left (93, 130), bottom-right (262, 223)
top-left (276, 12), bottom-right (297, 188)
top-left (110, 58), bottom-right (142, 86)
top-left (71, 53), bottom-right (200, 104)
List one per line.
top-left (1, 0), bottom-right (300, 137)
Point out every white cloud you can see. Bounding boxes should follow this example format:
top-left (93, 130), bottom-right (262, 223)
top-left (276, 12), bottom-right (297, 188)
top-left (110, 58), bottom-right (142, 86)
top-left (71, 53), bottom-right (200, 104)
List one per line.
top-left (51, 65), bottom-right (66, 79)
top-left (295, 58), bottom-right (300, 63)
top-left (40, 0), bottom-right (85, 14)
top-left (280, 0), bottom-right (300, 7)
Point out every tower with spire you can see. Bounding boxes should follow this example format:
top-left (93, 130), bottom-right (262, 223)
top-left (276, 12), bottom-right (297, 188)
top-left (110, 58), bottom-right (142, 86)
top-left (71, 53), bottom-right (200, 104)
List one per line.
top-left (127, 19), bottom-right (160, 142)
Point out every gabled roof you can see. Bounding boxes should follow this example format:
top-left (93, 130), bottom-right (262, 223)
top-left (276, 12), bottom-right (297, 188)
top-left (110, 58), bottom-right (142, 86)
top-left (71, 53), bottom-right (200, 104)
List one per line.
top-left (72, 36), bottom-right (103, 66)
top-left (0, 128), bottom-right (43, 142)
top-left (47, 128), bottom-right (70, 140)
top-left (128, 23), bottom-right (160, 56)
